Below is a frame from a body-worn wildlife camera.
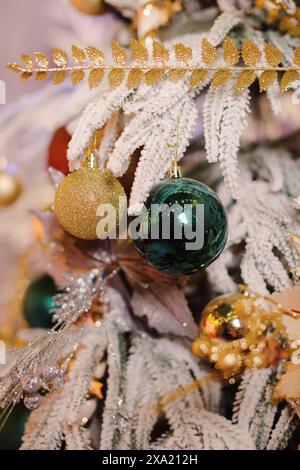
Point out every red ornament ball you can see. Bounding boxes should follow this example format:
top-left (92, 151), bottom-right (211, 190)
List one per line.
top-left (47, 127), bottom-right (71, 175)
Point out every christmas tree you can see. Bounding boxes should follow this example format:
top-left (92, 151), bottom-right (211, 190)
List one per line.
top-left (1, 0), bottom-right (300, 450)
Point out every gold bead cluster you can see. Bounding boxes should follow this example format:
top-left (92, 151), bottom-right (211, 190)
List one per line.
top-left (192, 287), bottom-right (288, 382)
top-left (256, 0), bottom-right (300, 36)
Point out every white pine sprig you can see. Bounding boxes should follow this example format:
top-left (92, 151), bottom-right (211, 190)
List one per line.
top-left (99, 289), bottom-right (131, 450)
top-left (67, 86), bottom-right (133, 170)
top-left (21, 389), bottom-right (66, 450)
top-left (232, 368), bottom-right (275, 430)
top-left (207, 8), bottom-right (243, 46)
top-left (125, 95), bottom-right (198, 215)
top-left (65, 326), bottom-right (107, 425)
top-left (204, 82), bottom-right (250, 198)
top-left (213, 148), bottom-right (300, 293)
top-left (266, 407), bottom-right (297, 450)
top-left (64, 425), bottom-right (92, 451)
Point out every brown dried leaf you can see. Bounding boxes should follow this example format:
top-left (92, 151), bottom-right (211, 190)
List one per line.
top-left (189, 69), bottom-right (208, 87)
top-left (52, 70), bottom-right (67, 85)
top-left (7, 63), bottom-right (22, 73)
top-left (35, 71), bottom-right (49, 81)
top-left (242, 39), bottom-right (261, 66)
top-left (273, 363), bottom-right (300, 401)
top-left (117, 241), bottom-right (197, 339)
top-left (235, 70), bottom-right (256, 93)
top-left (202, 39), bottom-right (216, 65)
top-left (293, 46), bottom-right (300, 66)
top-left (109, 68), bottom-right (125, 89)
top-left (127, 68), bottom-right (144, 88)
top-left (111, 41), bottom-right (128, 65)
top-left (71, 44), bottom-right (86, 64)
top-left (259, 70), bottom-right (278, 92)
top-left (34, 52), bottom-right (49, 68)
top-left (20, 71), bottom-right (33, 81)
top-left (174, 42), bottom-right (192, 63)
top-left (272, 287), bottom-right (300, 341)
top-left (86, 46), bottom-right (104, 65)
top-left (223, 37), bottom-right (239, 65)
top-left (88, 69), bottom-right (104, 89)
top-left (71, 69), bottom-right (85, 86)
top-left (282, 314), bottom-right (300, 342)
top-left (272, 288), bottom-right (300, 313)
top-left (53, 48), bottom-right (68, 67)
top-left (280, 70), bottom-right (299, 92)
top-left (153, 41), bottom-right (169, 64)
top-left (272, 287), bottom-right (300, 345)
top-left (264, 43), bottom-right (282, 67)
top-left (168, 68), bottom-right (186, 83)
top-left (211, 69), bottom-right (232, 88)
top-left (131, 284), bottom-right (198, 339)
top-left (33, 211), bottom-right (104, 285)
top-left (131, 39), bottom-right (148, 64)
top-left (145, 68), bottom-right (164, 85)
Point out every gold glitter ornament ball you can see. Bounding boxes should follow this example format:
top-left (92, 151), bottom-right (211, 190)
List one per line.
top-left (0, 171), bottom-right (22, 206)
top-left (54, 168), bottom-right (126, 240)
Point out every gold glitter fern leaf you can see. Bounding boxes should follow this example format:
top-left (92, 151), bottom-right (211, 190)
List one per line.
top-left (7, 39), bottom-right (300, 93)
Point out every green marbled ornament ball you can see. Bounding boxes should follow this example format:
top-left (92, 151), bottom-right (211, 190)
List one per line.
top-left (133, 177), bottom-right (228, 275)
top-left (23, 275), bottom-right (58, 329)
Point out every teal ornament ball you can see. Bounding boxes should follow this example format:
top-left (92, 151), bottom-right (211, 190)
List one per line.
top-left (0, 404), bottom-right (29, 450)
top-left (23, 275), bottom-right (58, 329)
top-left (133, 177), bottom-right (228, 275)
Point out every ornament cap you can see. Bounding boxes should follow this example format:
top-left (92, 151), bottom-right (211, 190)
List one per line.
top-left (168, 158), bottom-right (182, 178)
top-left (167, 143), bottom-right (182, 178)
top-left (83, 131), bottom-right (99, 169)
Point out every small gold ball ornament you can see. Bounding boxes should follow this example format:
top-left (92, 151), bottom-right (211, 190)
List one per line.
top-left (200, 293), bottom-right (248, 342)
top-left (0, 170), bottom-right (22, 206)
top-left (69, 0), bottom-right (106, 15)
top-left (192, 289), bottom-right (287, 380)
top-left (54, 168), bottom-right (126, 240)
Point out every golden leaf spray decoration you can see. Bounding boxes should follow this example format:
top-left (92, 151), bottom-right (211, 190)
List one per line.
top-left (242, 40), bottom-right (261, 66)
top-left (189, 69), bottom-right (208, 87)
top-left (128, 68), bottom-right (144, 88)
top-left (202, 39), bottom-right (217, 65)
top-left (223, 37), bottom-right (239, 65)
top-left (131, 39), bottom-right (148, 64)
top-left (71, 45), bottom-right (86, 64)
top-left (235, 70), bottom-right (256, 93)
top-left (7, 37), bottom-right (300, 93)
top-left (53, 48), bottom-right (68, 67)
top-left (212, 69), bottom-right (232, 88)
top-left (86, 46), bottom-right (105, 65)
top-left (264, 43), bottom-right (282, 67)
top-left (280, 70), bottom-right (299, 91)
top-left (153, 41), bottom-right (169, 64)
top-left (111, 42), bottom-right (128, 65)
top-left (293, 47), bottom-right (300, 67)
top-left (259, 70), bottom-right (278, 91)
top-left (174, 43), bottom-right (192, 63)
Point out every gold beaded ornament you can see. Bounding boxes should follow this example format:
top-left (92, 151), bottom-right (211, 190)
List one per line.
top-left (256, 0), bottom-right (300, 36)
top-left (192, 286), bottom-right (293, 382)
top-left (54, 133), bottom-right (126, 240)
